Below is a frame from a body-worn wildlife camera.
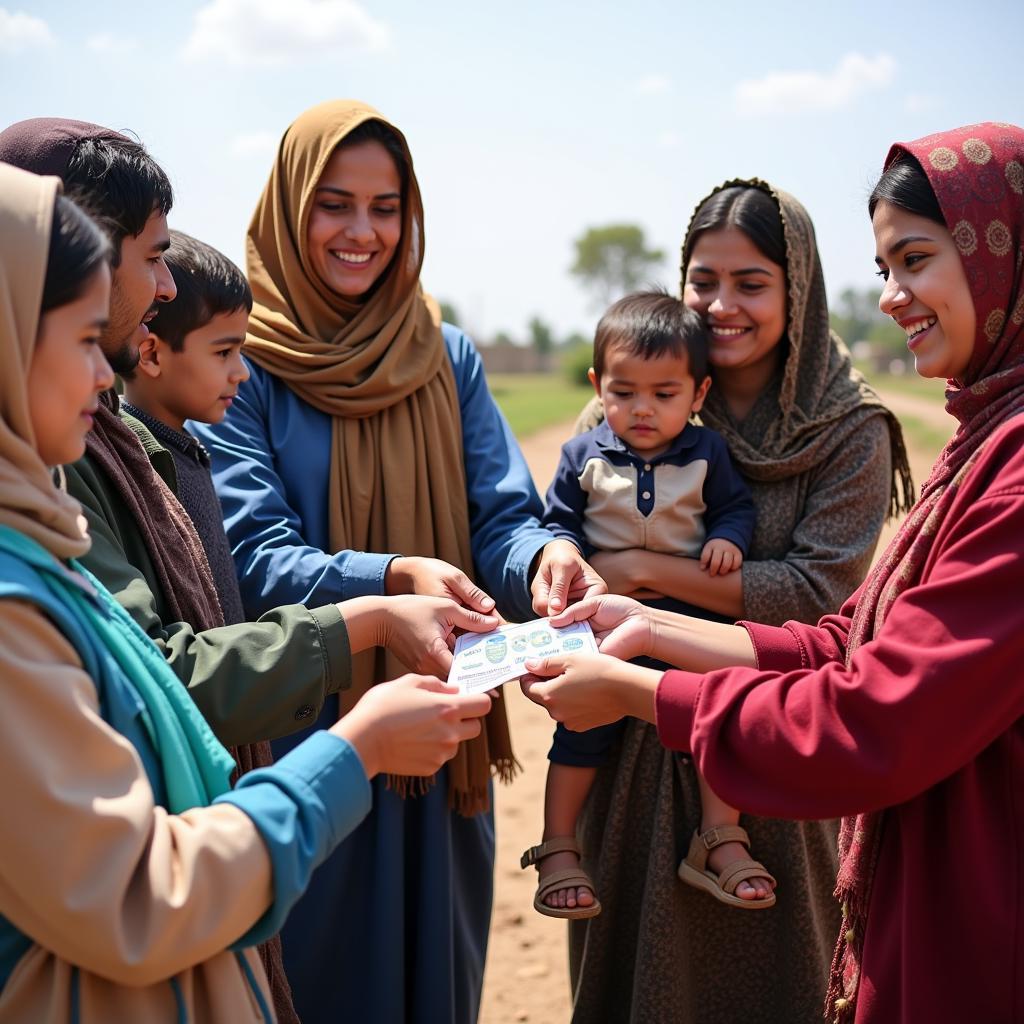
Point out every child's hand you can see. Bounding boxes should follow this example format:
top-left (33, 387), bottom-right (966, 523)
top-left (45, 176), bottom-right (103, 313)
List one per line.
top-left (700, 538), bottom-right (743, 577)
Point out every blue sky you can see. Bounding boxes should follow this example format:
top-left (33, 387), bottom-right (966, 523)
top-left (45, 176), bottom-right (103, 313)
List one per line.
top-left (3, 0), bottom-right (1022, 342)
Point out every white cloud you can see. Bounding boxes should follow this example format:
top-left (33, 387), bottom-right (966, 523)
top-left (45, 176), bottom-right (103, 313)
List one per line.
top-left (0, 8), bottom-right (54, 53)
top-left (904, 92), bottom-right (938, 114)
top-left (86, 31), bottom-right (138, 53)
top-left (229, 131), bottom-right (280, 157)
top-left (183, 0), bottom-right (390, 66)
top-left (734, 52), bottom-right (896, 116)
top-left (634, 73), bottom-right (671, 96)
top-left (658, 130), bottom-right (680, 149)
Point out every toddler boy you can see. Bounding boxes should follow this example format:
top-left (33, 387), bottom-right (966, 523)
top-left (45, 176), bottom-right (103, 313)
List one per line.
top-left (523, 291), bottom-right (775, 918)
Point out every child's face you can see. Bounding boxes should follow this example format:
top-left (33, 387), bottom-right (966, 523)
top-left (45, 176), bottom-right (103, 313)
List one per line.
top-left (139, 308), bottom-right (250, 430)
top-left (589, 345), bottom-right (710, 459)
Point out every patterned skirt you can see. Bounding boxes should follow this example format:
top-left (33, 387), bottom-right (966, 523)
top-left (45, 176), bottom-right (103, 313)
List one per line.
top-left (568, 718), bottom-right (841, 1024)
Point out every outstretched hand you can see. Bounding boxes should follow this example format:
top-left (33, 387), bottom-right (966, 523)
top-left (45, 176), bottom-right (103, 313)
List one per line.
top-left (531, 540), bottom-right (606, 615)
top-left (385, 556), bottom-right (497, 615)
top-left (547, 594), bottom-right (653, 662)
top-left (380, 595), bottom-right (500, 676)
top-left (331, 675), bottom-right (492, 778)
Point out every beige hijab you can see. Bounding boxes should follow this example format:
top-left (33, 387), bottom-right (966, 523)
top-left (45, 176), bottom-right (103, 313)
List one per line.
top-left (0, 163), bottom-right (89, 561)
top-left (244, 100), bottom-right (514, 814)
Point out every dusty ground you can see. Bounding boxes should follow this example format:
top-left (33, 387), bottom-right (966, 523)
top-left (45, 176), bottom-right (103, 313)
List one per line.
top-left (477, 391), bottom-right (954, 1024)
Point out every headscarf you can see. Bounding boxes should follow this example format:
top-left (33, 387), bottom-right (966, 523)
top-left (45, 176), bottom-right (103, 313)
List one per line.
top-left (0, 124), bottom-right (296, 1020)
top-left (0, 162), bottom-right (90, 559)
top-left (683, 179), bottom-right (914, 518)
top-left (244, 99), bottom-right (515, 815)
top-left (828, 122), bottom-right (1024, 1022)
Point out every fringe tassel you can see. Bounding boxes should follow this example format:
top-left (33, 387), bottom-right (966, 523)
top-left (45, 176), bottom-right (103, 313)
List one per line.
top-left (492, 755), bottom-right (522, 786)
top-left (383, 755), bottom-right (521, 816)
top-left (887, 418), bottom-right (917, 520)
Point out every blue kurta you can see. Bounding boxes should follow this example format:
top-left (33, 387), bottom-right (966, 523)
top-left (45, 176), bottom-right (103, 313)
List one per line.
top-left (195, 325), bottom-right (553, 1024)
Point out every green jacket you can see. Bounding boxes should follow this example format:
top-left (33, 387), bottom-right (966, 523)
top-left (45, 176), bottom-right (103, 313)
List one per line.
top-left (64, 414), bottom-right (352, 747)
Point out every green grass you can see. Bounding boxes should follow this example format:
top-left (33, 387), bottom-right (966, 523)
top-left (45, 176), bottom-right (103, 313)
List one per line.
top-left (854, 363), bottom-right (950, 404)
top-left (487, 373), bottom-right (594, 438)
top-left (896, 414), bottom-right (952, 459)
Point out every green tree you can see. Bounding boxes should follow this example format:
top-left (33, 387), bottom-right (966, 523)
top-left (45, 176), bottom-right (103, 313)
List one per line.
top-left (570, 224), bottom-right (665, 308)
top-left (439, 300), bottom-right (460, 326)
top-left (527, 315), bottom-right (555, 361)
top-left (830, 287), bottom-right (882, 344)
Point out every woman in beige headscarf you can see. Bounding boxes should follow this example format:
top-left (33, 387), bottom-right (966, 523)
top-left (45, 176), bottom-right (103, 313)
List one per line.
top-left (195, 99), bottom-right (604, 1024)
top-left (0, 161), bottom-right (491, 1022)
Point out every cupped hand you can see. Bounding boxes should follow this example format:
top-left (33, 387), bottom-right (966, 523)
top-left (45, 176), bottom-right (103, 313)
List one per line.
top-left (382, 595), bottom-right (500, 676)
top-left (331, 674), bottom-right (492, 778)
top-left (530, 540), bottom-right (606, 615)
top-left (547, 594), bottom-right (653, 662)
top-left (385, 556), bottom-right (496, 615)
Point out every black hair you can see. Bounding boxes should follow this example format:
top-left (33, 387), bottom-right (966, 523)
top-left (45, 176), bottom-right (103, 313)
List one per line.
top-left (592, 289), bottom-right (709, 381)
top-left (682, 185), bottom-right (787, 274)
top-left (146, 230), bottom-right (252, 351)
top-left (868, 154), bottom-right (946, 226)
top-left (62, 134), bottom-right (173, 265)
top-left (40, 194), bottom-right (111, 313)
top-left (336, 118), bottom-right (409, 193)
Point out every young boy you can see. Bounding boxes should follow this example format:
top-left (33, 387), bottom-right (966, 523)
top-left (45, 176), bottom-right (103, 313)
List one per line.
top-left (523, 290), bottom-right (775, 918)
top-left (121, 230), bottom-right (251, 625)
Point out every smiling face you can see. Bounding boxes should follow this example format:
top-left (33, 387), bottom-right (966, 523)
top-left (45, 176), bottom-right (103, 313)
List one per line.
top-left (28, 264), bottom-right (114, 466)
top-left (872, 201), bottom-right (977, 381)
top-left (105, 209), bottom-right (176, 374)
top-left (306, 140), bottom-right (403, 300)
top-left (682, 226), bottom-right (787, 384)
top-left (589, 345), bottom-right (710, 459)
top-left (129, 307), bottom-right (251, 432)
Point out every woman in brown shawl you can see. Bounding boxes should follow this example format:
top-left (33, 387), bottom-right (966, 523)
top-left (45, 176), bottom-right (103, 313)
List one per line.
top-left (553, 181), bottom-right (912, 1022)
top-left (194, 100), bottom-right (602, 1024)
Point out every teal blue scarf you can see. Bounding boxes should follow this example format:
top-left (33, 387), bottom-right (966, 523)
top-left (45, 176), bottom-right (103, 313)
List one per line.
top-left (0, 525), bottom-right (233, 812)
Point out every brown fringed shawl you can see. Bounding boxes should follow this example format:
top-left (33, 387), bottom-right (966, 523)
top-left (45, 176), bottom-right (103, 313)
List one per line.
top-left (827, 122), bottom-right (1024, 1022)
top-left (243, 99), bottom-right (515, 815)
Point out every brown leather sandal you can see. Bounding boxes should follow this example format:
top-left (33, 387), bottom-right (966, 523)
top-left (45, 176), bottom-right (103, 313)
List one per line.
top-left (521, 837), bottom-right (602, 920)
top-left (677, 825), bottom-right (777, 910)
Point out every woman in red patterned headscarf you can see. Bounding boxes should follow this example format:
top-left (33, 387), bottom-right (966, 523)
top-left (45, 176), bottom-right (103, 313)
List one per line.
top-left (520, 121), bottom-right (1024, 1024)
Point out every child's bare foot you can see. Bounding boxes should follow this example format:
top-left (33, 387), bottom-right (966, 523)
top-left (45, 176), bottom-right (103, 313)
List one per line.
top-left (705, 839), bottom-right (775, 901)
top-left (537, 849), bottom-right (596, 911)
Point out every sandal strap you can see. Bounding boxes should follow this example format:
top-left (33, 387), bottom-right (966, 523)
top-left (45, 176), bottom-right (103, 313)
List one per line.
top-left (697, 825), bottom-right (751, 852)
top-left (718, 858), bottom-right (776, 896)
top-left (536, 867), bottom-right (595, 901)
top-left (520, 836), bottom-right (581, 870)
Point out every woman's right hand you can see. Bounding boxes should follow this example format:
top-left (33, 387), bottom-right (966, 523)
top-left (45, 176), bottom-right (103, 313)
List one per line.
top-left (548, 594), bottom-right (653, 662)
top-left (384, 555), bottom-right (497, 615)
top-left (330, 675), bottom-right (492, 779)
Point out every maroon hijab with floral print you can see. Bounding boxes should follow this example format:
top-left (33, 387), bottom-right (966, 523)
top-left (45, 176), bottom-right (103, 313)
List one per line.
top-left (828, 122), bottom-right (1024, 1021)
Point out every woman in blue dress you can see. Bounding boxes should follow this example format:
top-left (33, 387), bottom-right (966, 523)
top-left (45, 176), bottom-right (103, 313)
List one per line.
top-left (196, 99), bottom-right (602, 1024)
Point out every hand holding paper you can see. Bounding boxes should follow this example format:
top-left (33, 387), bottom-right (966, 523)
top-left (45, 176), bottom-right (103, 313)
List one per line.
top-left (448, 616), bottom-right (599, 694)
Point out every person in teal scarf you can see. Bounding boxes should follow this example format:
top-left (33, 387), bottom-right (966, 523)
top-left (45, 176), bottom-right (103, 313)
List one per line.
top-left (0, 160), bottom-right (492, 1022)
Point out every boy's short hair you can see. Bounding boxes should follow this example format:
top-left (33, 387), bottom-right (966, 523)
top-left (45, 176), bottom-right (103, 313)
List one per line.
top-left (592, 289), bottom-right (709, 381)
top-left (149, 230), bottom-right (253, 351)
top-left (64, 134), bottom-right (174, 265)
